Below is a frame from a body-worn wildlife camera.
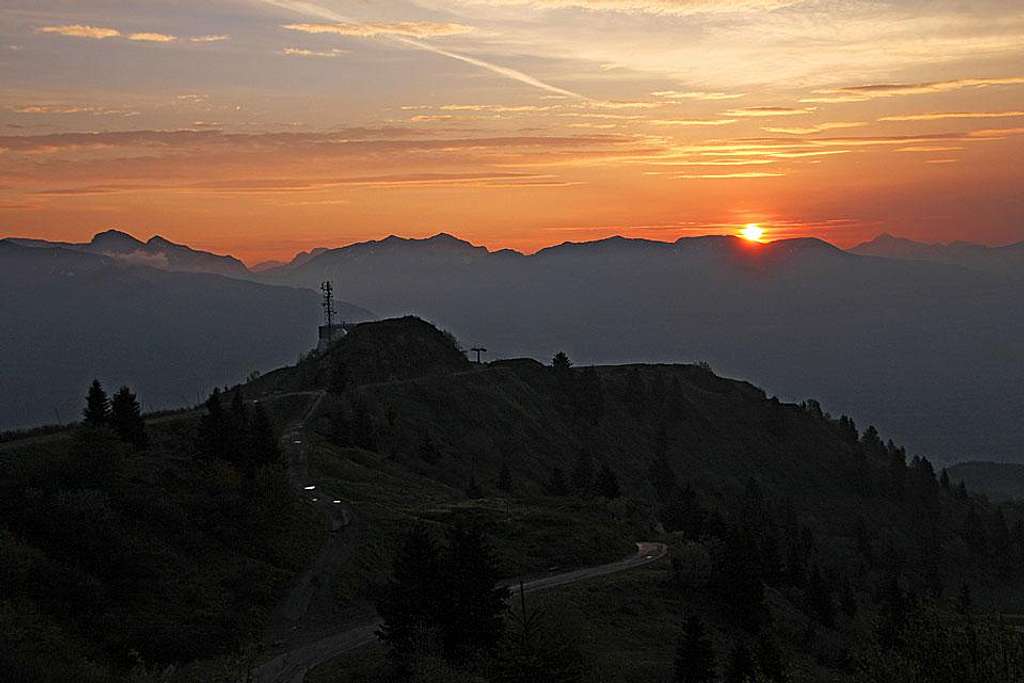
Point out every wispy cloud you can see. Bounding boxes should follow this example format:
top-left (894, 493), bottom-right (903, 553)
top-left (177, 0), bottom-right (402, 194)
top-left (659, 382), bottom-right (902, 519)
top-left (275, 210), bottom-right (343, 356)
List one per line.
top-left (191, 35), bottom-right (230, 43)
top-left (37, 25), bottom-right (120, 39)
top-left (880, 111), bottom-right (1024, 122)
top-left (763, 122), bottom-right (866, 134)
top-left (284, 22), bottom-right (474, 38)
top-left (9, 104), bottom-right (139, 116)
top-left (650, 118), bottom-right (737, 126)
top-left (280, 47), bottom-right (349, 57)
top-left (453, 0), bottom-right (799, 15)
top-left (723, 106), bottom-right (816, 118)
top-left (128, 33), bottom-right (177, 43)
top-left (676, 171), bottom-right (785, 179)
top-left (652, 90), bottom-right (744, 101)
top-left (894, 146), bottom-right (964, 153)
top-left (804, 77), bottom-right (1024, 103)
top-left (264, 0), bottom-right (586, 99)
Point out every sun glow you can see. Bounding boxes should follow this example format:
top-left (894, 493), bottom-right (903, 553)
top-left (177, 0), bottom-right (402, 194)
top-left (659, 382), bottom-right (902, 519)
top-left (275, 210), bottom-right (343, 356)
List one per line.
top-left (740, 223), bottom-right (765, 242)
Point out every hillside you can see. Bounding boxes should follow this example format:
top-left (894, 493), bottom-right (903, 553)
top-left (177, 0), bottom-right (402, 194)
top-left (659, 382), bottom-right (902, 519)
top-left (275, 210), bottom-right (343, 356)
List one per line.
top-left (256, 232), bottom-right (1024, 466)
top-left (5, 317), bottom-right (1024, 681)
top-left (247, 317), bottom-right (1024, 679)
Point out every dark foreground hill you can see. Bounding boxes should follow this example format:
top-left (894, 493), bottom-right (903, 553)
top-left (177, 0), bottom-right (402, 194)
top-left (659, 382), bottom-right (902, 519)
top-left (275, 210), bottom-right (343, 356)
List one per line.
top-left (259, 317), bottom-right (1024, 680)
top-left (0, 240), bottom-right (369, 430)
top-left (4, 316), bottom-right (1024, 681)
top-left (257, 232), bottom-right (1024, 466)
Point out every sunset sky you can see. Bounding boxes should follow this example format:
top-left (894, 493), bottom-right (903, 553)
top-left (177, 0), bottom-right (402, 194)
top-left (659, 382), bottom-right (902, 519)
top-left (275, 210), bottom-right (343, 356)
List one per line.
top-left (1, 0), bottom-right (1022, 264)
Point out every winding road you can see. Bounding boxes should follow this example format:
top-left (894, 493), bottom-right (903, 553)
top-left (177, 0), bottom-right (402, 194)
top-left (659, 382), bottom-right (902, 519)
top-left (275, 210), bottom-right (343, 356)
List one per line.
top-left (254, 541), bottom-right (668, 683)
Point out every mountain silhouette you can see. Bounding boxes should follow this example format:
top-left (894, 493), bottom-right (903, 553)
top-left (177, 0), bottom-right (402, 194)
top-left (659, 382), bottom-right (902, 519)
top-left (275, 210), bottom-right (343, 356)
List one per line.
top-left (7, 229), bottom-right (251, 277)
top-left (851, 233), bottom-right (1024, 276)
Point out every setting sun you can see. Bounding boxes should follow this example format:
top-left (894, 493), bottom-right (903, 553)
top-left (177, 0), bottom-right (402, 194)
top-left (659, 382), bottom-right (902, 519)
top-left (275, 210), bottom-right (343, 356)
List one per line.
top-left (740, 224), bottom-right (766, 242)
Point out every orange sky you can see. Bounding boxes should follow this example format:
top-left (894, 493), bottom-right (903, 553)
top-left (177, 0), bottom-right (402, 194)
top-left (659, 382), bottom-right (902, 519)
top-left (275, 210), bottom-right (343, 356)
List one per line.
top-left (1, 0), bottom-right (1022, 263)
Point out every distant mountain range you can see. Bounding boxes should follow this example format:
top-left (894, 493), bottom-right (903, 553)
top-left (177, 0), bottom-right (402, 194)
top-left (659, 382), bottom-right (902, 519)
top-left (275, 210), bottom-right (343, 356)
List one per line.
top-left (7, 229), bottom-right (250, 278)
top-left (851, 233), bottom-right (1024, 276)
top-left (254, 232), bottom-right (1023, 465)
top-left (1, 228), bottom-right (1021, 464)
top-left (0, 238), bottom-right (369, 429)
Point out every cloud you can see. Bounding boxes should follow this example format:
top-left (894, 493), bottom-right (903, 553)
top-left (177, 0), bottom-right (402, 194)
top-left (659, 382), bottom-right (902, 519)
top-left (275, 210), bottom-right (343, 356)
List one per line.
top-left (879, 111), bottom-right (1024, 122)
top-left (652, 90), bottom-right (744, 101)
top-left (191, 35), bottom-right (230, 43)
top-left (127, 33), bottom-right (177, 43)
top-left (281, 47), bottom-right (349, 57)
top-left (410, 114), bottom-right (458, 122)
top-left (283, 22), bottom-right (474, 39)
top-left (440, 104), bottom-right (558, 112)
top-left (762, 121), bottom-right (866, 134)
top-left (266, 1), bottom-right (586, 99)
top-left (676, 171), bottom-right (784, 179)
top-left (723, 106), bottom-right (816, 117)
top-left (650, 118), bottom-right (737, 126)
top-left (9, 104), bottom-right (139, 116)
top-left (37, 25), bottom-right (120, 39)
top-left (804, 77), bottom-right (1024, 103)
top-left (894, 146), bottom-right (964, 153)
top-left (451, 0), bottom-right (799, 15)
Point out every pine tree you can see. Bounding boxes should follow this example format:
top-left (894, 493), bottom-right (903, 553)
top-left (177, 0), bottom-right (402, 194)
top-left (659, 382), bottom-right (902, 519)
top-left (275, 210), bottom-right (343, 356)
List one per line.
top-left (713, 528), bottom-right (765, 631)
top-left (419, 432), bottom-right (442, 464)
top-left (939, 468), bottom-right (951, 492)
top-left (861, 425), bottom-right (883, 454)
top-left (806, 564), bottom-right (835, 627)
top-left (755, 633), bottom-right (789, 683)
top-left (377, 525), bottom-right (444, 670)
top-left (495, 588), bottom-right (588, 682)
top-left (571, 449), bottom-right (594, 495)
top-left (110, 385), bottom-right (147, 449)
top-left (552, 351), bottom-right (573, 371)
top-left (82, 379), bottom-right (110, 427)
top-left (196, 388), bottom-right (228, 461)
top-left (661, 484), bottom-right (705, 537)
top-left (595, 463), bottom-right (621, 499)
top-left (576, 365), bottom-right (604, 425)
top-left (440, 521), bottom-right (510, 663)
top-left (649, 450), bottom-right (678, 502)
top-left (249, 403), bottom-right (280, 467)
top-left (328, 359), bottom-right (348, 395)
top-left (497, 461), bottom-right (513, 494)
top-left (725, 641), bottom-right (756, 683)
top-left (548, 467), bottom-right (569, 496)
top-left (674, 614), bottom-right (716, 683)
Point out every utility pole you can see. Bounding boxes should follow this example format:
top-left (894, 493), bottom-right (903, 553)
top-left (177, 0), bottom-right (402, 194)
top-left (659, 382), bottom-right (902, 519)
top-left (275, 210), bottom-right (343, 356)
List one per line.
top-left (471, 347), bottom-right (487, 364)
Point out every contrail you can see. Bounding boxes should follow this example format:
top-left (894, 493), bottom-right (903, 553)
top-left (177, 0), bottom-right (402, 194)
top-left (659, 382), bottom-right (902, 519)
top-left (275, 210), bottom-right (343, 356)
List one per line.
top-left (258, 0), bottom-right (586, 99)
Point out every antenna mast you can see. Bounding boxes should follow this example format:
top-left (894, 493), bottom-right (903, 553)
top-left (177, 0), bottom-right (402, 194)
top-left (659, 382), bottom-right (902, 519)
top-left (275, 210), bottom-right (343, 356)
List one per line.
top-left (321, 281), bottom-right (336, 334)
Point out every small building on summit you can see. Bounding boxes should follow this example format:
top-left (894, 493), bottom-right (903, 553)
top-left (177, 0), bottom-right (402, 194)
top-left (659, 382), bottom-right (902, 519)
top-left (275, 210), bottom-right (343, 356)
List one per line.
top-left (318, 323), bottom-right (353, 352)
